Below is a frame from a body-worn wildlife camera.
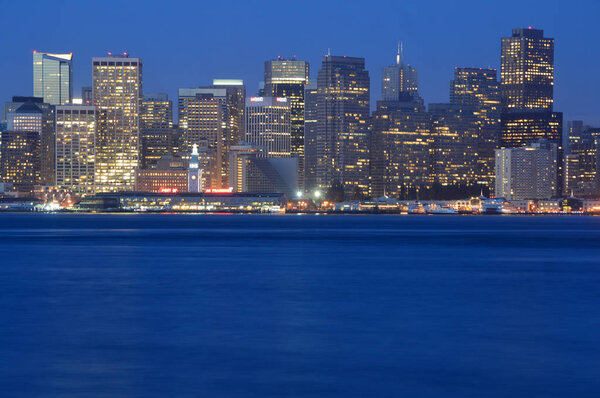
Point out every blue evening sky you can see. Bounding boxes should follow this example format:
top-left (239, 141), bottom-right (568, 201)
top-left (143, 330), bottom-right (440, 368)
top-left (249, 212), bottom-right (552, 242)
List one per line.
top-left (1, 0), bottom-right (599, 124)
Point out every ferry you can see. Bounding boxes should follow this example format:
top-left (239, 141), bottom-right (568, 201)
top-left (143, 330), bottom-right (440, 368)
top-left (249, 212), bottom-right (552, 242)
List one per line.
top-left (425, 204), bottom-right (457, 215)
top-left (407, 202), bottom-right (426, 214)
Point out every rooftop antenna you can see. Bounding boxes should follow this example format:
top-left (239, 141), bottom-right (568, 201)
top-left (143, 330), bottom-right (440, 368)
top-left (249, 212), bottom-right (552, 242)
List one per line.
top-left (400, 41), bottom-right (404, 66)
top-left (396, 42), bottom-right (400, 65)
top-left (327, 48), bottom-right (331, 56)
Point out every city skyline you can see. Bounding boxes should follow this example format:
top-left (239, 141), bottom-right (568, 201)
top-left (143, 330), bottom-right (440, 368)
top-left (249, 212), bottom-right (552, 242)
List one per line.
top-left (1, 0), bottom-right (599, 125)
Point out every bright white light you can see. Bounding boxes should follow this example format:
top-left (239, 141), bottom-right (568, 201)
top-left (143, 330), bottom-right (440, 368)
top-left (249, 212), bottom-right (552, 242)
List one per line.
top-left (296, 191), bottom-right (302, 198)
top-left (314, 190), bottom-right (321, 198)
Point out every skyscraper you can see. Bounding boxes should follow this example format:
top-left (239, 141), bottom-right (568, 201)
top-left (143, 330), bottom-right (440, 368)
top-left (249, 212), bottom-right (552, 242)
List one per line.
top-left (429, 103), bottom-right (479, 186)
top-left (450, 67), bottom-right (500, 188)
top-left (140, 93), bottom-right (173, 169)
top-left (500, 28), bottom-right (562, 193)
top-left (92, 53), bottom-right (142, 192)
top-left (178, 80), bottom-right (245, 188)
top-left (264, 58), bottom-right (309, 188)
top-left (315, 55), bottom-right (370, 197)
top-left (0, 130), bottom-right (40, 193)
top-left (33, 51), bottom-right (73, 105)
top-left (55, 105), bottom-right (97, 194)
top-left (5, 98), bottom-right (55, 185)
top-left (370, 94), bottom-right (432, 198)
top-left (381, 43), bottom-right (418, 101)
top-left (245, 97), bottom-right (291, 158)
top-left (500, 28), bottom-right (554, 111)
top-left (303, 86), bottom-right (319, 192)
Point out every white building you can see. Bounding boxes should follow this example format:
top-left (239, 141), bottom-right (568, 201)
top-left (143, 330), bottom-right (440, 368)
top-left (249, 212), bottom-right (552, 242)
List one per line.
top-left (244, 97), bottom-right (291, 158)
top-left (495, 140), bottom-right (558, 200)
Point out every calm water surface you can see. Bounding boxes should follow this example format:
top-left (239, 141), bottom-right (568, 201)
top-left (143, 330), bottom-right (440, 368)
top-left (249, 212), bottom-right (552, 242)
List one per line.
top-left (1, 213), bottom-right (599, 397)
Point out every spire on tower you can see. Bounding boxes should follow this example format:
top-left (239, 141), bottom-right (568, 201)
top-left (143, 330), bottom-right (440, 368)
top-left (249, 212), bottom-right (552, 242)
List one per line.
top-left (396, 42), bottom-right (400, 65)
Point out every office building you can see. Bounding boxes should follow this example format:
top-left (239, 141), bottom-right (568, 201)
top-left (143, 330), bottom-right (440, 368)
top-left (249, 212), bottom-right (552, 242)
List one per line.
top-left (370, 94), bottom-right (432, 198)
top-left (566, 126), bottom-right (600, 196)
top-left (450, 67), bottom-right (501, 187)
top-left (245, 96), bottom-right (291, 157)
top-left (92, 53), bottom-right (142, 192)
top-left (178, 80), bottom-right (244, 188)
top-left (229, 143), bottom-right (298, 196)
top-left (140, 93), bottom-right (173, 169)
top-left (135, 155), bottom-right (189, 194)
top-left (0, 130), bottom-right (40, 193)
top-left (264, 58), bottom-right (309, 188)
top-left (429, 103), bottom-right (479, 186)
top-left (500, 28), bottom-right (554, 111)
top-left (33, 51), bottom-right (73, 105)
top-left (495, 140), bottom-right (558, 200)
top-left (303, 86), bottom-right (319, 192)
top-left (315, 55), bottom-right (370, 197)
top-left (5, 98), bottom-right (55, 185)
top-left (55, 104), bottom-right (97, 194)
top-left (382, 43), bottom-right (418, 101)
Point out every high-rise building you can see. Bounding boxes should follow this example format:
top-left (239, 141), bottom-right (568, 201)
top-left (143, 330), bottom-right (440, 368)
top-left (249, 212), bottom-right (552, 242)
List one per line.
top-left (0, 130), bottom-right (40, 193)
top-left (245, 97), bottom-right (291, 158)
top-left (55, 105), bottom-right (97, 194)
top-left (429, 103), bottom-right (479, 186)
top-left (450, 67), bottom-right (501, 188)
top-left (140, 93), bottom-right (172, 169)
top-left (92, 53), bottom-right (142, 192)
top-left (315, 55), bottom-right (370, 197)
top-left (381, 43), bottom-right (418, 101)
top-left (33, 51), bottom-right (73, 105)
top-left (565, 126), bottom-right (600, 196)
top-left (500, 28), bottom-right (554, 111)
top-left (178, 80), bottom-right (244, 188)
top-left (370, 94), bottom-right (432, 198)
top-left (303, 86), bottom-right (319, 192)
top-left (5, 98), bottom-right (55, 185)
top-left (495, 140), bottom-right (558, 200)
top-left (264, 58), bottom-right (309, 188)
top-left (500, 28), bottom-right (562, 193)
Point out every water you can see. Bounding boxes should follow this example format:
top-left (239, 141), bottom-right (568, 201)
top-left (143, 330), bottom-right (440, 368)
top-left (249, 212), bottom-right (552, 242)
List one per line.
top-left (0, 213), bottom-right (599, 397)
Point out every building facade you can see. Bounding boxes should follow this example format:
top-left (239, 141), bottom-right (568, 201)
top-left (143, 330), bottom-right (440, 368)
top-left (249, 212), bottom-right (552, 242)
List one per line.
top-left (500, 28), bottom-right (554, 112)
top-left (303, 87), bottom-right (319, 192)
top-left (229, 143), bottom-right (298, 196)
top-left (429, 103), bottom-right (479, 186)
top-left (495, 140), bottom-right (558, 200)
top-left (5, 98), bottom-right (55, 185)
top-left (315, 55), bottom-right (370, 197)
top-left (245, 97), bottom-right (291, 158)
top-left (0, 130), bottom-right (40, 193)
top-left (370, 96), bottom-right (432, 198)
top-left (33, 51), bottom-right (73, 105)
top-left (140, 93), bottom-right (173, 169)
top-left (450, 67), bottom-right (501, 188)
top-left (55, 105), bottom-right (97, 194)
top-left (92, 54), bottom-right (142, 192)
top-left (264, 58), bottom-right (309, 188)
top-left (178, 80), bottom-right (244, 188)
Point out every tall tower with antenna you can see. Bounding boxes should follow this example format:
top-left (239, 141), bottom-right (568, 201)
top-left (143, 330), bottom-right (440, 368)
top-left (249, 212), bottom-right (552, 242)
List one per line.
top-left (382, 42), bottom-right (418, 101)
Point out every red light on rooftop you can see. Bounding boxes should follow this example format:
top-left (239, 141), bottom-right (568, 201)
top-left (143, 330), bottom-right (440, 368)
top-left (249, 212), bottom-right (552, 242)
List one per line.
top-left (33, 50), bottom-right (37, 54)
top-left (108, 51), bottom-right (112, 56)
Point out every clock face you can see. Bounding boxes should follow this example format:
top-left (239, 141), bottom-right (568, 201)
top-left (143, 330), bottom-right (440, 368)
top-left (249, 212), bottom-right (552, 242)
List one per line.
top-left (191, 175), bottom-right (197, 180)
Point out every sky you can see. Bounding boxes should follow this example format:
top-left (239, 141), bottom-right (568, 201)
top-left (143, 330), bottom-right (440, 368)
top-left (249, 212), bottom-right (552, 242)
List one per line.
top-left (1, 0), bottom-right (599, 125)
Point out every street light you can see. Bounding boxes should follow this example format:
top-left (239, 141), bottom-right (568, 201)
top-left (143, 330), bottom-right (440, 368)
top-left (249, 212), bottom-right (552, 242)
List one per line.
top-left (296, 191), bottom-right (303, 199)
top-left (314, 190), bottom-right (321, 199)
